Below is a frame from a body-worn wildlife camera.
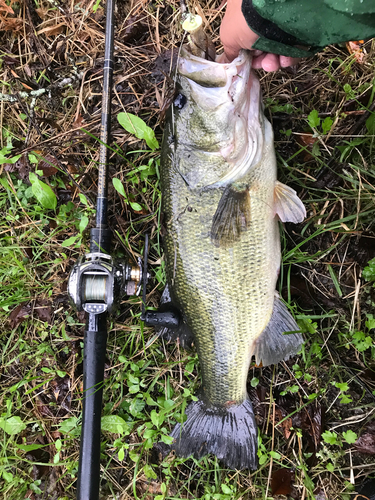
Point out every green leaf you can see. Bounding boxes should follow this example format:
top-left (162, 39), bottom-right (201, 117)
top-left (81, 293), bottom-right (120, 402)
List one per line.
top-left (79, 215), bottom-right (89, 234)
top-left (0, 416), bottom-right (27, 435)
top-left (151, 409), bottom-right (161, 428)
top-left (363, 258), bottom-right (375, 281)
top-left (365, 314), bottom-right (375, 330)
top-left (221, 484), bottom-right (232, 495)
top-left (58, 416), bottom-right (79, 434)
top-left (79, 193), bottom-right (89, 206)
top-left (326, 463), bottom-right (335, 472)
top-left (29, 173), bottom-right (57, 210)
top-left (322, 117), bottom-right (333, 134)
top-left (322, 430), bottom-right (337, 445)
top-left (335, 382), bottom-right (349, 392)
top-left (117, 112), bottom-right (159, 150)
top-left (0, 146), bottom-right (21, 165)
top-left (143, 464), bottom-right (157, 479)
top-left (129, 450), bottom-right (139, 463)
top-left (366, 114), bottom-right (375, 135)
top-left (269, 451), bottom-right (281, 459)
top-left (342, 430), bottom-right (357, 444)
top-left (61, 236), bottom-right (78, 248)
top-left (15, 443), bottom-right (46, 451)
top-left (308, 109), bottom-right (320, 129)
top-left (160, 434), bottom-right (173, 445)
top-left (129, 202), bottom-right (142, 211)
top-left (101, 415), bottom-right (130, 435)
top-left (2, 471), bottom-right (13, 482)
top-left (118, 447), bottom-right (125, 461)
top-left (112, 178), bottom-right (127, 198)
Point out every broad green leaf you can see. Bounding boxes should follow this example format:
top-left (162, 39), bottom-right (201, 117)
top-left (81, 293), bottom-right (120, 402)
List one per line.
top-left (0, 146), bottom-right (21, 165)
top-left (0, 416), bottom-right (26, 435)
top-left (322, 117), bottom-right (333, 134)
top-left (221, 484), bottom-right (232, 495)
top-left (151, 410), bottom-right (160, 428)
top-left (101, 415), bottom-right (129, 435)
top-left (307, 109), bottom-right (320, 129)
top-left (29, 173), bottom-right (57, 210)
top-left (143, 464), bottom-right (157, 479)
top-left (112, 178), bottom-right (127, 198)
top-left (118, 447), bottom-right (125, 461)
top-left (322, 430), bottom-right (337, 445)
top-left (118, 112), bottom-right (159, 150)
top-left (61, 236), bottom-right (78, 247)
top-left (365, 314), bottom-right (375, 330)
top-left (79, 215), bottom-right (89, 234)
top-left (326, 463), bottom-right (335, 472)
top-left (2, 471), bottom-right (13, 482)
top-left (130, 201), bottom-right (142, 211)
top-left (159, 434), bottom-right (173, 445)
top-left (363, 258), bottom-right (375, 281)
top-left (58, 417), bottom-right (79, 434)
top-left (335, 382), bottom-right (349, 392)
top-left (342, 430), bottom-right (357, 444)
top-left (79, 193), bottom-right (89, 205)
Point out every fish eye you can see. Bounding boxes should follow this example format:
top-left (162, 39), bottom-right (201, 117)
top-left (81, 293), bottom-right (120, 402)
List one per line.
top-left (174, 93), bottom-right (187, 109)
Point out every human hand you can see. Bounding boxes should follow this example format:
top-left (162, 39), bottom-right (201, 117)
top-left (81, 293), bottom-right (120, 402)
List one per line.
top-left (220, 0), bottom-right (299, 71)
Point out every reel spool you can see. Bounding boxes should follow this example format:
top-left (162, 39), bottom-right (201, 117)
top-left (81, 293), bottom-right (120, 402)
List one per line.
top-left (68, 252), bottom-right (141, 315)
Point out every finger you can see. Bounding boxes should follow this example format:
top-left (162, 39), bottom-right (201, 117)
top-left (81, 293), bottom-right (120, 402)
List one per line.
top-left (261, 53), bottom-right (280, 72)
top-left (279, 55), bottom-right (300, 68)
top-left (252, 53), bottom-right (267, 69)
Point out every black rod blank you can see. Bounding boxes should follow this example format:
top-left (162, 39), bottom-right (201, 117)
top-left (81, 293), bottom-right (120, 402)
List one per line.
top-left (96, 0), bottom-right (115, 228)
top-left (76, 0), bottom-right (115, 497)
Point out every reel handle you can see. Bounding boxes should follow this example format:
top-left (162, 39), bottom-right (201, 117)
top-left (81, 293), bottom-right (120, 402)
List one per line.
top-left (76, 313), bottom-right (107, 500)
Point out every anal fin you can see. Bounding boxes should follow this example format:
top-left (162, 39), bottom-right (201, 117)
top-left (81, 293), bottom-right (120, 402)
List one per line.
top-left (211, 185), bottom-right (251, 248)
top-left (274, 181), bottom-right (306, 223)
top-left (253, 294), bottom-right (303, 366)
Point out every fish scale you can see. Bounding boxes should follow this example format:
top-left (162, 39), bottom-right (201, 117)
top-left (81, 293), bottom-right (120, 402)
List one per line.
top-left (160, 48), bottom-right (305, 469)
top-left (162, 119), bottom-right (278, 406)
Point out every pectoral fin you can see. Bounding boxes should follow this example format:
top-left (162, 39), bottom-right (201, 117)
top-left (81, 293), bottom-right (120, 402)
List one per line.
top-left (211, 185), bottom-right (251, 248)
top-left (274, 181), bottom-right (306, 223)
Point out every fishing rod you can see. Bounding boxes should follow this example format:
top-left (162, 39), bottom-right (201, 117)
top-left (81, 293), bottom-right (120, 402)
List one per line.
top-left (67, 2), bottom-right (179, 496)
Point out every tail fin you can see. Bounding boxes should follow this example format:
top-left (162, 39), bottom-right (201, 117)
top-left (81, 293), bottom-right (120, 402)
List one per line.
top-left (253, 293), bottom-right (303, 367)
top-left (170, 396), bottom-right (258, 470)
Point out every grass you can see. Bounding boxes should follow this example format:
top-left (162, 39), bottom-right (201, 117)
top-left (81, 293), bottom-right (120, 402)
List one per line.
top-left (1, 0), bottom-right (375, 499)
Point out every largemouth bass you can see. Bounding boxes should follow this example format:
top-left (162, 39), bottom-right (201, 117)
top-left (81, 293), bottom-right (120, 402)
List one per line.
top-left (160, 47), bottom-right (305, 470)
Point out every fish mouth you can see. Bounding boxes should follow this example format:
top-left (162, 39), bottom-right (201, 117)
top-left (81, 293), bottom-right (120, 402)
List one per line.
top-left (177, 48), bottom-right (264, 187)
top-left (178, 47), bottom-right (252, 108)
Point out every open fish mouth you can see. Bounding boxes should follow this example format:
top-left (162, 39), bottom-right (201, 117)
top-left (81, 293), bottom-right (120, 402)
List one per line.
top-left (176, 47), bottom-right (264, 187)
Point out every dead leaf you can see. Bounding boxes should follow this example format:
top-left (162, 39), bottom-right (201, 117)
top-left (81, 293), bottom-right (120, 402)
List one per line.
top-left (9, 302), bottom-right (32, 329)
top-left (37, 22), bottom-right (66, 37)
top-left (35, 7), bottom-right (48, 19)
top-left (271, 468), bottom-right (294, 496)
top-left (346, 41), bottom-right (365, 64)
top-left (34, 299), bottom-right (52, 324)
top-left (0, 0), bottom-right (14, 14)
top-left (38, 154), bottom-right (59, 177)
top-left (73, 113), bottom-right (85, 128)
top-left (122, 14), bottom-right (147, 43)
top-left (0, 14), bottom-right (23, 32)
